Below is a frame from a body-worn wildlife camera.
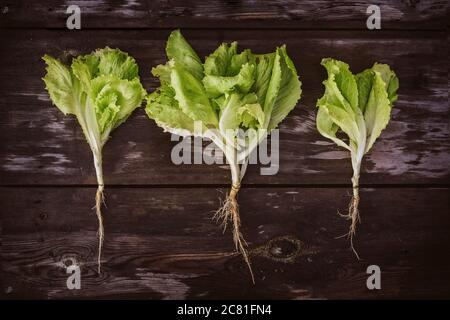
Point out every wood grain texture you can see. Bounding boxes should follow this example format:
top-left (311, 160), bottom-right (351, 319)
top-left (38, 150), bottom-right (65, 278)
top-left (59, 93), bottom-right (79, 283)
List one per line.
top-left (1, 187), bottom-right (449, 299)
top-left (1, 0), bottom-right (449, 301)
top-left (0, 30), bottom-right (448, 186)
top-left (0, 0), bottom-right (447, 30)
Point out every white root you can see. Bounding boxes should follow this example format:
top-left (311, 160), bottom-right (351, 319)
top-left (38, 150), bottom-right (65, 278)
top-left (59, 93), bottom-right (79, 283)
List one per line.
top-left (214, 184), bottom-right (255, 284)
top-left (95, 184), bottom-right (105, 273)
top-left (338, 174), bottom-right (361, 260)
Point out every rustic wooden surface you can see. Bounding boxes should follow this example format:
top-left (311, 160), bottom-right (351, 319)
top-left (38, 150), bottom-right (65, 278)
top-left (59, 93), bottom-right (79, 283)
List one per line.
top-left (2, 187), bottom-right (450, 299)
top-left (0, 0), bottom-right (449, 299)
top-left (0, 0), bottom-right (447, 29)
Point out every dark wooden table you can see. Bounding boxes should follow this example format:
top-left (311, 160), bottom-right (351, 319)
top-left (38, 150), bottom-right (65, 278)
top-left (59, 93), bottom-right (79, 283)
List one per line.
top-left (0, 0), bottom-right (449, 299)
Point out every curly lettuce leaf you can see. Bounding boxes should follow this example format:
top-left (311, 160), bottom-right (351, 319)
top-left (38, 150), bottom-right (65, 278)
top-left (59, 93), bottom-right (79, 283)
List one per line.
top-left (316, 58), bottom-right (399, 163)
top-left (42, 55), bottom-right (80, 115)
top-left (203, 62), bottom-right (256, 98)
top-left (43, 47), bottom-right (146, 150)
top-left (317, 59), bottom-right (364, 145)
top-left (146, 87), bottom-right (200, 137)
top-left (267, 46), bottom-right (302, 130)
top-left (146, 30), bottom-right (302, 176)
top-left (316, 106), bottom-right (351, 151)
top-left (362, 64), bottom-right (398, 152)
top-left (204, 42), bottom-right (237, 77)
top-left (166, 30), bottom-right (203, 81)
top-left (170, 61), bottom-right (219, 127)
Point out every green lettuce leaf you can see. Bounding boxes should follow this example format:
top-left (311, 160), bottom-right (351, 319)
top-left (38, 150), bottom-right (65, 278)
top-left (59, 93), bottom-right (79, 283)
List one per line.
top-left (203, 62), bottom-right (255, 98)
top-left (146, 88), bottom-right (199, 137)
top-left (317, 58), bottom-right (363, 144)
top-left (267, 46), bottom-right (302, 130)
top-left (170, 61), bottom-right (219, 126)
top-left (204, 42), bottom-right (237, 76)
top-left (147, 29), bottom-right (302, 186)
top-left (42, 55), bottom-right (80, 115)
top-left (43, 47), bottom-right (146, 168)
top-left (362, 69), bottom-right (392, 153)
top-left (166, 30), bottom-right (203, 81)
top-left (147, 30), bottom-right (302, 164)
top-left (316, 58), bottom-right (399, 158)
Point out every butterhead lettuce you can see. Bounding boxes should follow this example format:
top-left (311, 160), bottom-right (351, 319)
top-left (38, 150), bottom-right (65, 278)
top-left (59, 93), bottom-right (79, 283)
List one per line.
top-left (43, 48), bottom-right (146, 272)
top-left (316, 58), bottom-right (398, 257)
top-left (146, 30), bottom-right (301, 282)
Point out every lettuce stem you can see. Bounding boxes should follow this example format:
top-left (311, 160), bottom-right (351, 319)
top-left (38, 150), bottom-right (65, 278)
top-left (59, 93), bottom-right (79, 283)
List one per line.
top-left (348, 154), bottom-right (362, 259)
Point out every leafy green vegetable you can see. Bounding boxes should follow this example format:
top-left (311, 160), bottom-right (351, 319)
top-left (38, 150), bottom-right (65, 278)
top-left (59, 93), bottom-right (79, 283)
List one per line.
top-left (43, 48), bottom-right (146, 272)
top-left (146, 30), bottom-right (302, 282)
top-left (316, 58), bottom-right (398, 257)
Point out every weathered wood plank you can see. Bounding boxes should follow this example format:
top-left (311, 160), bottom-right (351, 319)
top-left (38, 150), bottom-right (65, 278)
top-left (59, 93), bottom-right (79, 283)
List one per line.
top-left (0, 0), bottom-right (152, 29)
top-left (1, 187), bottom-right (449, 299)
top-left (0, 30), bottom-right (448, 185)
top-left (0, 0), bottom-right (447, 30)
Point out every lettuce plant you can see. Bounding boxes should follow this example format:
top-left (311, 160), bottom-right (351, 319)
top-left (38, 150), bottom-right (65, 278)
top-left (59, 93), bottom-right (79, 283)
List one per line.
top-left (146, 30), bottom-right (301, 281)
top-left (316, 58), bottom-right (398, 257)
top-left (43, 48), bottom-right (146, 272)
